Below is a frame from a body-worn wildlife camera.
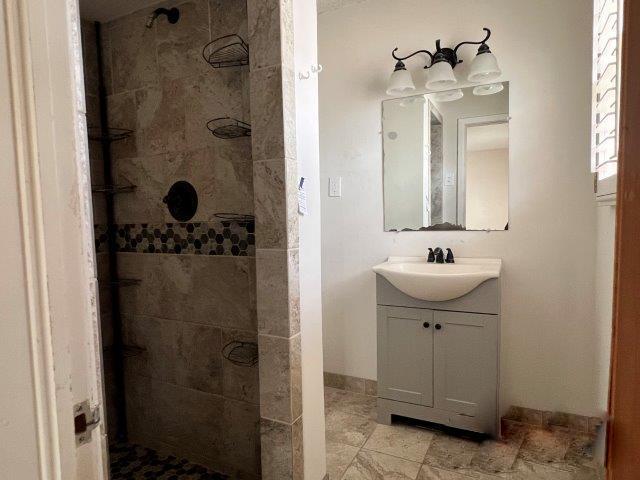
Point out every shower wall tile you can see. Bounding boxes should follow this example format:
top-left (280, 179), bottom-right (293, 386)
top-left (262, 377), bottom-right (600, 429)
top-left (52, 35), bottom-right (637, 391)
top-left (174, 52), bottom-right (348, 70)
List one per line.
top-left (156, 0), bottom-right (211, 82)
top-left (209, 0), bottom-right (248, 40)
top-left (112, 154), bottom-right (167, 223)
top-left (253, 159), bottom-right (299, 249)
top-left (123, 315), bottom-right (179, 385)
top-left (256, 248), bottom-right (300, 337)
top-left (247, 0), bottom-right (294, 71)
top-left (260, 416), bottom-right (303, 480)
top-left (183, 71), bottom-right (246, 151)
top-left (134, 80), bottom-right (187, 156)
top-left (81, 20), bottom-right (99, 97)
top-left (126, 374), bottom-right (224, 462)
top-left (222, 398), bottom-right (261, 476)
top-left (117, 253), bottom-right (257, 332)
top-left (258, 333), bottom-right (302, 423)
top-left (123, 314), bottom-right (223, 395)
top-left (107, 10), bottom-right (160, 95)
top-left (248, 65), bottom-right (280, 161)
top-left (107, 91), bottom-right (138, 159)
top-left (221, 328), bottom-right (260, 404)
top-left (167, 146), bottom-right (254, 219)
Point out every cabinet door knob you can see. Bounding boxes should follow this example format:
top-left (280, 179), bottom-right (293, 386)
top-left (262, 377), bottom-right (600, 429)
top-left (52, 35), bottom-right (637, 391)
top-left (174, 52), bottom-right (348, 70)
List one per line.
top-left (435, 324), bottom-right (442, 330)
top-left (423, 322), bottom-right (430, 328)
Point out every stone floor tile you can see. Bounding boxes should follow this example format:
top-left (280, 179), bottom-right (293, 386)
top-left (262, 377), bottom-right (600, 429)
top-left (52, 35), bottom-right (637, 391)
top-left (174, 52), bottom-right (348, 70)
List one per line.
top-left (364, 424), bottom-right (435, 462)
top-left (424, 433), bottom-right (481, 470)
top-left (325, 440), bottom-right (360, 480)
top-left (518, 428), bottom-right (571, 464)
top-left (342, 449), bottom-right (421, 480)
top-left (470, 439), bottom-right (519, 474)
top-left (325, 409), bottom-right (377, 448)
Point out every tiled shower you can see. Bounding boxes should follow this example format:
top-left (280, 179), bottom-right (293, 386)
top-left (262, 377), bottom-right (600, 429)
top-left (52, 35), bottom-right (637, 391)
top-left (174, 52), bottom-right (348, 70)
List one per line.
top-left (81, 1), bottom-right (264, 477)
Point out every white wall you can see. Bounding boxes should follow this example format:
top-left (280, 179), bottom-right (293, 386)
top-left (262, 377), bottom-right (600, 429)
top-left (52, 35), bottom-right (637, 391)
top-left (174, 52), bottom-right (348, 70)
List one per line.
top-left (319, 0), bottom-right (603, 416)
top-left (593, 205), bottom-right (615, 459)
top-left (294, 1), bottom-right (327, 479)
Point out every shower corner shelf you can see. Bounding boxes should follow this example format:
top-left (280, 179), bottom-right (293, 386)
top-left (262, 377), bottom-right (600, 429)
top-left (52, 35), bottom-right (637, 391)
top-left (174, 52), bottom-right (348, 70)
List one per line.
top-left (91, 184), bottom-right (137, 195)
top-left (110, 278), bottom-right (142, 288)
top-left (222, 341), bottom-right (258, 367)
top-left (202, 34), bottom-right (249, 69)
top-left (87, 126), bottom-right (134, 142)
top-left (206, 117), bottom-right (251, 139)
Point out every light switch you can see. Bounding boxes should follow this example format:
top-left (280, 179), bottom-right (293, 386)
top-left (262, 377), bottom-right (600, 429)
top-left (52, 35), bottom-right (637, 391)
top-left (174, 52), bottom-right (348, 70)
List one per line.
top-left (329, 177), bottom-right (342, 197)
top-left (445, 172), bottom-right (456, 187)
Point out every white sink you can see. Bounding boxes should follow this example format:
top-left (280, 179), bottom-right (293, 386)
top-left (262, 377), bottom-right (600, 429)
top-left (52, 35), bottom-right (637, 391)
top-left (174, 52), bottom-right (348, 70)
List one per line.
top-left (373, 256), bottom-right (502, 302)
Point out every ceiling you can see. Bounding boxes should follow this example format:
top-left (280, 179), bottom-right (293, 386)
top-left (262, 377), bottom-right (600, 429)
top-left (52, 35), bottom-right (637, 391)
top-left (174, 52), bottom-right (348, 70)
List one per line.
top-left (80, 0), bottom-right (368, 22)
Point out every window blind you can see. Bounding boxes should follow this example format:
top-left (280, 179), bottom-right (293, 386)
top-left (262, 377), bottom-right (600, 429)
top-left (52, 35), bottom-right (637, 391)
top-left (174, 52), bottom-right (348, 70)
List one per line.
top-left (592, 0), bottom-right (622, 182)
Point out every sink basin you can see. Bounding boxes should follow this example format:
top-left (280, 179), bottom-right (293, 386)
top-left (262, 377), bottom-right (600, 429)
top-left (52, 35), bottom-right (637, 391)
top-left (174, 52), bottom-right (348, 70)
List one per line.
top-left (373, 256), bottom-right (502, 301)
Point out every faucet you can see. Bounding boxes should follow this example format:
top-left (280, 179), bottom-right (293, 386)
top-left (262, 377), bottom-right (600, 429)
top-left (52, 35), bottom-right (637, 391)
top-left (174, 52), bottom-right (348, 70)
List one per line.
top-left (427, 247), bottom-right (454, 264)
top-left (445, 248), bottom-right (455, 263)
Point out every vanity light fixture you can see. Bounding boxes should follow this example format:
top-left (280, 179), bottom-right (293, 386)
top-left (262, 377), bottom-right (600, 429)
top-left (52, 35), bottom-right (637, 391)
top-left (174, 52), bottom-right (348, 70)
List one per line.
top-left (386, 60), bottom-right (416, 95)
top-left (387, 28), bottom-right (501, 94)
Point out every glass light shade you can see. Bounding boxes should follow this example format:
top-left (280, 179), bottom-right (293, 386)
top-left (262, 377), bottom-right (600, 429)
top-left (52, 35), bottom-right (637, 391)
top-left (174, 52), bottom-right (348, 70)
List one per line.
top-left (473, 82), bottom-right (504, 96)
top-left (467, 52), bottom-right (502, 83)
top-left (432, 88), bottom-right (464, 102)
top-left (425, 61), bottom-right (457, 90)
top-left (386, 68), bottom-right (415, 96)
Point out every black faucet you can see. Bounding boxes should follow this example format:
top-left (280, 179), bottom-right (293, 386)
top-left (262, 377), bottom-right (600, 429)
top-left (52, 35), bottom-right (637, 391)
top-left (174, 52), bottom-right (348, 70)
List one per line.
top-left (445, 248), bottom-right (455, 263)
top-left (433, 247), bottom-right (445, 263)
top-left (427, 248), bottom-right (435, 263)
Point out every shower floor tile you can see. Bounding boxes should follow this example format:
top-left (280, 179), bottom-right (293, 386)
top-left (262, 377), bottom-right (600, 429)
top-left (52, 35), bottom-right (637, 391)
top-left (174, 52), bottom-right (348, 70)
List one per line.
top-left (109, 442), bottom-right (228, 480)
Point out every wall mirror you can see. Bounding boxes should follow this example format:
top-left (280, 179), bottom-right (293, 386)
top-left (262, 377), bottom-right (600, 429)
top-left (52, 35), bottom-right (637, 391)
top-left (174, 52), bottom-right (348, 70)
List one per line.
top-left (382, 82), bottom-right (509, 231)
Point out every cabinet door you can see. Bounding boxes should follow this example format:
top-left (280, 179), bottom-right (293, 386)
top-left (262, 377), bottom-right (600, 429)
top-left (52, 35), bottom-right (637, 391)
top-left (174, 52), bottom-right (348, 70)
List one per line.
top-left (377, 306), bottom-right (433, 406)
top-left (433, 311), bottom-right (498, 418)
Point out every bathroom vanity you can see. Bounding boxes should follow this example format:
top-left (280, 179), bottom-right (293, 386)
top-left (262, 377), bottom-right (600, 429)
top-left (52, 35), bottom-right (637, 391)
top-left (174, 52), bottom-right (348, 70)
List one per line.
top-left (374, 257), bottom-right (501, 436)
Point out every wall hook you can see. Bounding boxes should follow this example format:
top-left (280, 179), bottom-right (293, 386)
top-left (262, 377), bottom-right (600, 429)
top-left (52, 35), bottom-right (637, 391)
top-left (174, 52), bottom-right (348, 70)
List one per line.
top-left (298, 71), bottom-right (311, 80)
top-left (311, 64), bottom-right (323, 73)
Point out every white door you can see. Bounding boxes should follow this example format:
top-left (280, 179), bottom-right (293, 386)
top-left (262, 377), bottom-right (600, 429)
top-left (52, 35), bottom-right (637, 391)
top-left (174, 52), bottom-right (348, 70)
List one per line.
top-left (1, 0), bottom-right (108, 478)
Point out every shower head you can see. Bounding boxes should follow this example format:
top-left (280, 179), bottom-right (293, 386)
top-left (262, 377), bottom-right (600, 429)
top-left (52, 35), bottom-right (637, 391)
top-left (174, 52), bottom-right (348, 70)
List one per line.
top-left (145, 7), bottom-right (180, 28)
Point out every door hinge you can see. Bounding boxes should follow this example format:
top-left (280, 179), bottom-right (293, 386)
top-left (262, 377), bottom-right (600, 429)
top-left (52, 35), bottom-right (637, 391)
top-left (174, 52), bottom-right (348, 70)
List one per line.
top-left (74, 400), bottom-right (100, 446)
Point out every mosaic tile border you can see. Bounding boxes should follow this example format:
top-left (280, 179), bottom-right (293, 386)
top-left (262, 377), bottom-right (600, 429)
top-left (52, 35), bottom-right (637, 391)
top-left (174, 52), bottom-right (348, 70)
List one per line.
top-left (95, 220), bottom-right (255, 256)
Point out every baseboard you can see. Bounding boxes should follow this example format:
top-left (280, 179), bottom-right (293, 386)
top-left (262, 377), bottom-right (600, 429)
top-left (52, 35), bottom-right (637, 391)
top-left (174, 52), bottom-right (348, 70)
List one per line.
top-left (323, 371), bottom-right (377, 396)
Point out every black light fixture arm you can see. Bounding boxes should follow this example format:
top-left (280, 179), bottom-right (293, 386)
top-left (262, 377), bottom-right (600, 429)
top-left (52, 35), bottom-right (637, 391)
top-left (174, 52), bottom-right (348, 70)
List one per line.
top-left (453, 27), bottom-right (492, 54)
top-left (389, 27), bottom-right (492, 70)
top-left (392, 47), bottom-right (434, 64)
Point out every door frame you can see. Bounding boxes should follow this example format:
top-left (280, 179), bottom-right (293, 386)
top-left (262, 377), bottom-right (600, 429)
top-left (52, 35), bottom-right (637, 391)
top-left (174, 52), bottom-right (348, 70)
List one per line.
top-left (2, 0), bottom-right (107, 478)
top-left (606, 0), bottom-right (640, 477)
top-left (456, 114), bottom-right (509, 227)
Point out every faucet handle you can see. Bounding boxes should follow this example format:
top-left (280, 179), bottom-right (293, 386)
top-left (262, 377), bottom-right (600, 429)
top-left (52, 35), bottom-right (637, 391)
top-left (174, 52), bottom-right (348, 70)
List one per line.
top-left (445, 248), bottom-right (455, 263)
top-left (427, 248), bottom-right (435, 263)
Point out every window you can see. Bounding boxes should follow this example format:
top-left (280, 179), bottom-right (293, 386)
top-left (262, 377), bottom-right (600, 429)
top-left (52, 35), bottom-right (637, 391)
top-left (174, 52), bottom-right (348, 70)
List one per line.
top-left (591, 0), bottom-right (623, 201)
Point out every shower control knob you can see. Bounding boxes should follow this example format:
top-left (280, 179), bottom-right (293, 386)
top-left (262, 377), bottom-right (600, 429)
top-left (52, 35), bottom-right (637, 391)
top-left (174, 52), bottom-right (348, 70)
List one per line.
top-left (435, 324), bottom-right (442, 330)
top-left (423, 322), bottom-right (430, 329)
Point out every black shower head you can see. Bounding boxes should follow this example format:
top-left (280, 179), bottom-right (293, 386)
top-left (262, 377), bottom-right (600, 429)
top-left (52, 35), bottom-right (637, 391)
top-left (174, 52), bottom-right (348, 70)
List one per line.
top-left (145, 7), bottom-right (180, 28)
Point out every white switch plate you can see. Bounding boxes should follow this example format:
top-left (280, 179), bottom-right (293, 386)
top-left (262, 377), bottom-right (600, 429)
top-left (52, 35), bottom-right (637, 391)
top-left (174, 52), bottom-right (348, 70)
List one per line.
top-left (329, 177), bottom-right (342, 197)
top-left (445, 172), bottom-right (456, 187)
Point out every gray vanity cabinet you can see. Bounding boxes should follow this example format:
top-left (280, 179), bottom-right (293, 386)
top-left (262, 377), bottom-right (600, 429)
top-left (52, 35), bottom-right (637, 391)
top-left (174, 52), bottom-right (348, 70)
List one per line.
top-left (377, 306), bottom-right (434, 406)
top-left (376, 275), bottom-right (500, 436)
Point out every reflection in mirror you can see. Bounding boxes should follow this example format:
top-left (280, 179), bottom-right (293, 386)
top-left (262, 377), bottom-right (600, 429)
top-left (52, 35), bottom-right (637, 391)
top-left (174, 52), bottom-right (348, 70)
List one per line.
top-left (382, 83), bottom-right (509, 231)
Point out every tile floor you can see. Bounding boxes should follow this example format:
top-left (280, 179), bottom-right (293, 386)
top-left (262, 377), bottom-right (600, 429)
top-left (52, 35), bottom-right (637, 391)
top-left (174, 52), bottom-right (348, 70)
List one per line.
top-left (324, 387), bottom-right (604, 480)
top-left (109, 442), bottom-right (228, 480)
